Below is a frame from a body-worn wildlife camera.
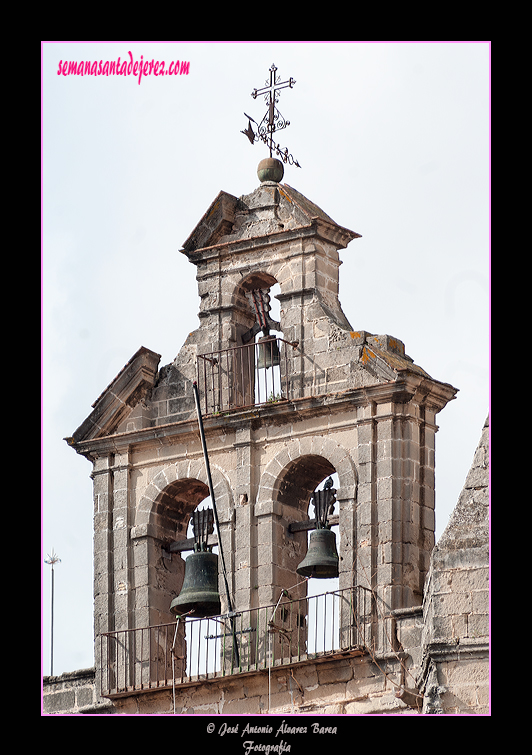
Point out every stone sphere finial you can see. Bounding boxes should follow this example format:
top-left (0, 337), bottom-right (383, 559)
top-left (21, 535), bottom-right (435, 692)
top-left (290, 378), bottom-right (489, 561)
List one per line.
top-left (257, 158), bottom-right (284, 183)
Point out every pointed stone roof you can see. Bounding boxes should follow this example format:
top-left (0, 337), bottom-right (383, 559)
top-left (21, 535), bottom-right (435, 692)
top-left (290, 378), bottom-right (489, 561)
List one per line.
top-left (436, 415), bottom-right (490, 551)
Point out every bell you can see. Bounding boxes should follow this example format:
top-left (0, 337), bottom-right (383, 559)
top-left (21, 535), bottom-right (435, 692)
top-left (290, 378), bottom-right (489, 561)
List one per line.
top-left (170, 551), bottom-right (221, 618)
top-left (296, 528), bottom-right (339, 579)
top-left (257, 336), bottom-right (281, 370)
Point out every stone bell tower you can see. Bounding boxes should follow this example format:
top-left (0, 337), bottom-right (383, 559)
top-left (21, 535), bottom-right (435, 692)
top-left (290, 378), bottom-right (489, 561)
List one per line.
top-left (67, 68), bottom-right (458, 711)
top-left (69, 157), bottom-right (456, 693)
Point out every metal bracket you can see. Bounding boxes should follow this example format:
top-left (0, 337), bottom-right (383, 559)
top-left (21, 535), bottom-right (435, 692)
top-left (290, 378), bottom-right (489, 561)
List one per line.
top-left (288, 478), bottom-right (337, 533)
top-left (166, 533), bottom-right (219, 554)
top-left (288, 514), bottom-right (339, 534)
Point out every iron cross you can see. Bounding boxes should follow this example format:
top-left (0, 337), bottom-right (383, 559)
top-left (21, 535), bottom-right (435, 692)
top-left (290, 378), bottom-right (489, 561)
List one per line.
top-left (251, 63), bottom-right (296, 131)
top-left (242, 64), bottom-right (301, 167)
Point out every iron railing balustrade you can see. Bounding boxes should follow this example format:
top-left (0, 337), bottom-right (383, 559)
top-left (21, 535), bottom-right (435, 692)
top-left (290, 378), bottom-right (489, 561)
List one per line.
top-left (100, 587), bottom-right (371, 697)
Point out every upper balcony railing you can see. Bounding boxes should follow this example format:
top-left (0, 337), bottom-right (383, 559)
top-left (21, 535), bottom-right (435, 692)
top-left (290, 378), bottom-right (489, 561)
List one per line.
top-left (100, 587), bottom-right (370, 698)
top-left (196, 337), bottom-right (298, 416)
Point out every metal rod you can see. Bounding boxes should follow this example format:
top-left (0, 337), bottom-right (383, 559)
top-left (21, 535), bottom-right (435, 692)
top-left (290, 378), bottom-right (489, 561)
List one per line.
top-left (44, 549), bottom-right (60, 676)
top-left (50, 564), bottom-right (54, 675)
top-left (192, 381), bottom-right (240, 666)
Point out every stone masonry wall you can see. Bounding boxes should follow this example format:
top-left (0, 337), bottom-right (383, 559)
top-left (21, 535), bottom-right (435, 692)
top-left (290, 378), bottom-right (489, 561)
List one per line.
top-left (108, 653), bottom-right (422, 715)
top-left (43, 668), bottom-right (113, 714)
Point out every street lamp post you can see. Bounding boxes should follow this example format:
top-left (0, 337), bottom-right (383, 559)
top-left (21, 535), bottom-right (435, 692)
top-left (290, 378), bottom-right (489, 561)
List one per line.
top-left (44, 549), bottom-right (61, 676)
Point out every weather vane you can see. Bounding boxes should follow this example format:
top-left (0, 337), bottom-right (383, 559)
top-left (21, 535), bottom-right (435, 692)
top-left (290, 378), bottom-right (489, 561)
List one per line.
top-left (241, 64), bottom-right (301, 168)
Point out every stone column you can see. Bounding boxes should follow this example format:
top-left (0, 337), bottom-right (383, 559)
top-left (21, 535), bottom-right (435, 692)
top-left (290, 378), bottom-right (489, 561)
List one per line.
top-left (355, 404), bottom-right (378, 650)
top-left (337, 485), bottom-right (357, 650)
top-left (233, 425), bottom-right (256, 612)
top-left (92, 450), bottom-right (134, 694)
top-left (91, 454), bottom-right (113, 696)
top-left (109, 451), bottom-right (132, 632)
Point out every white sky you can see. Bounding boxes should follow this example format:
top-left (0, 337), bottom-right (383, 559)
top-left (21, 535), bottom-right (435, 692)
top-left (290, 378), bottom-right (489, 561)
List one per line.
top-left (42, 41), bottom-right (490, 677)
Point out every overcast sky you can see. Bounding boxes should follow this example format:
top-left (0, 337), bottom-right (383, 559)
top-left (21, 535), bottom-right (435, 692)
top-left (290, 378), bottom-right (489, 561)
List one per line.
top-left (42, 41), bottom-right (490, 677)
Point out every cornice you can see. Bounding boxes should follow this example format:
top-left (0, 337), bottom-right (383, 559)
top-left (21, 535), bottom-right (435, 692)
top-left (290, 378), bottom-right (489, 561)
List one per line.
top-left (68, 373), bottom-right (456, 461)
top-left (182, 217), bottom-right (359, 267)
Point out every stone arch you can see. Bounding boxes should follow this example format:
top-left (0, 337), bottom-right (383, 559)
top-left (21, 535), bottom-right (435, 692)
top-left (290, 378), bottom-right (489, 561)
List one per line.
top-left (233, 272), bottom-right (281, 329)
top-left (254, 436), bottom-right (358, 609)
top-left (132, 460), bottom-right (234, 627)
top-left (256, 436), bottom-right (357, 512)
top-left (229, 270), bottom-right (279, 351)
top-left (239, 271), bottom-right (278, 293)
top-left (136, 459), bottom-right (234, 540)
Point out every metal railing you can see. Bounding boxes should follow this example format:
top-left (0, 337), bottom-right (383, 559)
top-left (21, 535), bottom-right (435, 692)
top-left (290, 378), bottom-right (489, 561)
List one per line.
top-left (196, 338), bottom-right (298, 416)
top-left (100, 587), bottom-right (370, 697)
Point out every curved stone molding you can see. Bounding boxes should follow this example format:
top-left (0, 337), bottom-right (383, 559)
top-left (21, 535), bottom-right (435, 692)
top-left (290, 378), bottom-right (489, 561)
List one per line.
top-left (256, 435), bottom-right (358, 511)
top-left (135, 460), bottom-right (234, 535)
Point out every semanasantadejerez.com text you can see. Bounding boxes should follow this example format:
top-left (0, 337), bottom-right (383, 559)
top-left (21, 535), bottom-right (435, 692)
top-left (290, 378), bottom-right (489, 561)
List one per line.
top-left (57, 51), bottom-right (190, 84)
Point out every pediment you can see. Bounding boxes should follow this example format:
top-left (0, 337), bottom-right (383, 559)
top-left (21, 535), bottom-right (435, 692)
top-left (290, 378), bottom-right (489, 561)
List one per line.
top-left (181, 191), bottom-right (238, 253)
top-left (68, 346), bottom-right (161, 443)
top-left (181, 183), bottom-right (360, 257)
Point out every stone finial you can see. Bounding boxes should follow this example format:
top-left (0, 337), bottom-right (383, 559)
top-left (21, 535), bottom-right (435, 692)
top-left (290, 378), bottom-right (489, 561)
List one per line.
top-left (257, 158), bottom-right (284, 183)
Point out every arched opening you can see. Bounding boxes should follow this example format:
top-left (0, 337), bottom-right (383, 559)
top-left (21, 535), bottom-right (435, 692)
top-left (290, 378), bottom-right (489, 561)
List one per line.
top-left (151, 477), bottom-right (212, 625)
top-left (306, 472), bottom-right (340, 653)
top-left (151, 479), bottom-right (226, 678)
top-left (236, 272), bottom-right (281, 344)
top-left (179, 497), bottom-right (223, 677)
top-left (238, 274), bottom-right (285, 406)
top-left (197, 272), bottom-right (296, 413)
top-left (100, 465), bottom-right (238, 693)
top-left (134, 478), bottom-right (212, 686)
top-left (153, 478), bottom-right (210, 543)
top-left (268, 455), bottom-right (344, 660)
